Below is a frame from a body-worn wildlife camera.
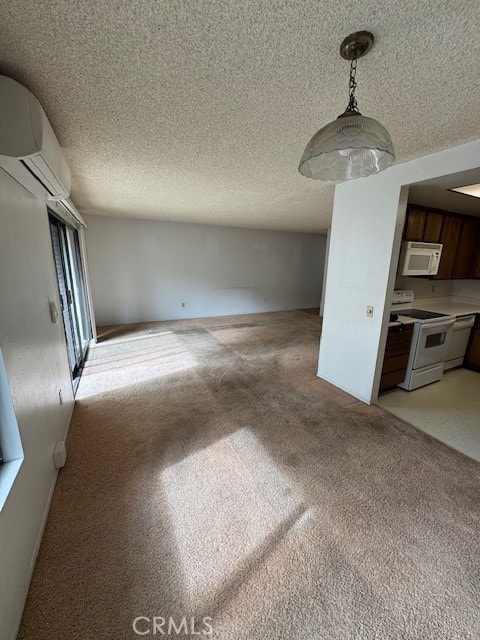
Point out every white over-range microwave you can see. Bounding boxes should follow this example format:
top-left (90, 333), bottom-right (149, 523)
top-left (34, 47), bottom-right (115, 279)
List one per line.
top-left (398, 241), bottom-right (443, 277)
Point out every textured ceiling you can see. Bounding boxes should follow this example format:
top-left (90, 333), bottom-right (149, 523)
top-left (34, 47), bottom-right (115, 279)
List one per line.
top-left (0, 1), bottom-right (479, 232)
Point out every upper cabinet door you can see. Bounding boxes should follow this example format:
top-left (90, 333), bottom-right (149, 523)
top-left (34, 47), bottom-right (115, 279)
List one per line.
top-left (423, 211), bottom-right (443, 243)
top-left (472, 244), bottom-right (480, 280)
top-left (403, 207), bottom-right (426, 241)
top-left (434, 215), bottom-right (463, 279)
top-left (452, 217), bottom-right (480, 279)
top-left (403, 205), bottom-right (480, 280)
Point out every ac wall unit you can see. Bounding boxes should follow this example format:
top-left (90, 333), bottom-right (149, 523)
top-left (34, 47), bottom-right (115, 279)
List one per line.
top-left (0, 75), bottom-right (71, 200)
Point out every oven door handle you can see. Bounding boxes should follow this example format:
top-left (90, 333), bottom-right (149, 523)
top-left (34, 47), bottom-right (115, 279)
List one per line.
top-left (453, 317), bottom-right (475, 330)
top-left (418, 318), bottom-right (455, 334)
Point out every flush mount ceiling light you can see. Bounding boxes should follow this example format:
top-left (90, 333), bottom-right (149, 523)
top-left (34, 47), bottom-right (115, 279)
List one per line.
top-left (450, 183), bottom-right (480, 198)
top-left (299, 31), bottom-right (395, 182)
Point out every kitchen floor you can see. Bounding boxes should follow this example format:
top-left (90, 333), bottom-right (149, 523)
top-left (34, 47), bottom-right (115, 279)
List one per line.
top-left (379, 368), bottom-right (480, 463)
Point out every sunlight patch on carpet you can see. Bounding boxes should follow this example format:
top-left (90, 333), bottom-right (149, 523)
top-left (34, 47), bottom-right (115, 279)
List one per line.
top-left (162, 427), bottom-right (305, 610)
top-left (77, 332), bottom-right (198, 399)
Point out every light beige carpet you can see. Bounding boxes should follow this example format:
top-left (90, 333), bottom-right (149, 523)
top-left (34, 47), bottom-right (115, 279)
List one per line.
top-left (18, 311), bottom-right (480, 639)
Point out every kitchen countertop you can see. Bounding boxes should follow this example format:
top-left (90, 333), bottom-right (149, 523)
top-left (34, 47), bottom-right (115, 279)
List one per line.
top-left (388, 296), bottom-right (480, 328)
top-left (412, 296), bottom-right (480, 317)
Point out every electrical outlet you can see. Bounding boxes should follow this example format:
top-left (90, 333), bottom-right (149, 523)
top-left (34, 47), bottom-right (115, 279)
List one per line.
top-left (366, 306), bottom-right (374, 317)
top-left (53, 442), bottom-right (67, 469)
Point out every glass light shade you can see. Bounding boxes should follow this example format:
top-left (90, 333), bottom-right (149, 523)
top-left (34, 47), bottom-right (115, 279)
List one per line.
top-left (299, 113), bottom-right (395, 181)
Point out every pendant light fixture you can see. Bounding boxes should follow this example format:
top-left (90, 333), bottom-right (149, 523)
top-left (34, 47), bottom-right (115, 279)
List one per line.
top-left (298, 31), bottom-right (395, 181)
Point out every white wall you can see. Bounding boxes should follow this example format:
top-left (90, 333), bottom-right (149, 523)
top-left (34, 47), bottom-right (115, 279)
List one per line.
top-left (318, 139), bottom-right (480, 404)
top-left (319, 227), bottom-right (331, 316)
top-left (85, 215), bottom-right (327, 326)
top-left (317, 174), bottom-right (405, 403)
top-left (0, 169), bottom-right (75, 640)
top-left (396, 277), bottom-right (480, 302)
top-left (394, 276), bottom-right (454, 299)
top-left (453, 280), bottom-right (480, 302)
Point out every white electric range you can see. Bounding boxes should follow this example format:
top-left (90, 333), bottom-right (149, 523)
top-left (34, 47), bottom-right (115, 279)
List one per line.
top-left (390, 290), bottom-right (456, 390)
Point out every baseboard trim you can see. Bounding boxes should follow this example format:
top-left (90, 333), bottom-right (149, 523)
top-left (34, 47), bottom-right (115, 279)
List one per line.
top-left (64, 398), bottom-right (76, 439)
top-left (10, 401), bottom-right (76, 640)
top-left (10, 471), bottom-right (57, 640)
top-left (316, 371), bottom-right (372, 405)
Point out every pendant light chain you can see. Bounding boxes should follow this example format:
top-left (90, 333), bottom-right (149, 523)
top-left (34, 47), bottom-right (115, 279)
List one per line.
top-left (346, 56), bottom-right (360, 115)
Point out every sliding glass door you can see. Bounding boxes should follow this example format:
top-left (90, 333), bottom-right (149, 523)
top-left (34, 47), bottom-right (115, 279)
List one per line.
top-left (49, 213), bottom-right (91, 386)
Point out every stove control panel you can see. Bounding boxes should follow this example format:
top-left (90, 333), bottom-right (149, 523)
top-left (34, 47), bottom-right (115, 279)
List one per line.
top-left (392, 289), bottom-right (414, 305)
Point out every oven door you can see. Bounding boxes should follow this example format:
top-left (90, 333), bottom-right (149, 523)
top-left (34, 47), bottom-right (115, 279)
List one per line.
top-left (412, 319), bottom-right (455, 369)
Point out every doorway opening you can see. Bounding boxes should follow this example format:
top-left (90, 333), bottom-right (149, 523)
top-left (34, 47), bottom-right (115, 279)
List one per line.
top-left (378, 166), bottom-right (480, 462)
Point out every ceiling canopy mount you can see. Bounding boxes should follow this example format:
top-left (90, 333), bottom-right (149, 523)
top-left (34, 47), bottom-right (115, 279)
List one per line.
top-left (339, 31), bottom-right (374, 61)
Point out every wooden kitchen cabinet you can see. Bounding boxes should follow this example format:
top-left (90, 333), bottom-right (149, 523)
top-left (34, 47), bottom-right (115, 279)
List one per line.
top-left (403, 207), bottom-right (426, 241)
top-left (470, 232), bottom-right (480, 279)
top-left (452, 217), bottom-right (480, 279)
top-left (403, 205), bottom-right (480, 280)
top-left (465, 315), bottom-right (480, 371)
top-left (403, 206), bottom-right (445, 244)
top-left (379, 324), bottom-right (414, 391)
top-left (433, 214), bottom-right (463, 280)
top-left (472, 250), bottom-right (480, 279)
top-left (423, 211), bottom-right (444, 243)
